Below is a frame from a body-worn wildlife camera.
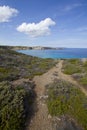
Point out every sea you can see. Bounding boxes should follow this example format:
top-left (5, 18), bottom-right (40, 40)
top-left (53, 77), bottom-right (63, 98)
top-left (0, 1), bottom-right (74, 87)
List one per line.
top-left (17, 48), bottom-right (87, 59)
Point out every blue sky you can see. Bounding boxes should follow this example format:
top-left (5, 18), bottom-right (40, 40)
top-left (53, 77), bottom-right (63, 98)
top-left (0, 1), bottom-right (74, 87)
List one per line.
top-left (0, 0), bottom-right (87, 48)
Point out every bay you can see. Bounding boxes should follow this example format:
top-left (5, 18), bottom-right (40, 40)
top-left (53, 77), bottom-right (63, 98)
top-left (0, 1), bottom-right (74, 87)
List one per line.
top-left (17, 48), bottom-right (87, 59)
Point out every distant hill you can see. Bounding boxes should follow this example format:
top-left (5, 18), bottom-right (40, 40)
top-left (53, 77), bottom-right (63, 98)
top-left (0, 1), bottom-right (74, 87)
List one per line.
top-left (0, 45), bottom-right (65, 50)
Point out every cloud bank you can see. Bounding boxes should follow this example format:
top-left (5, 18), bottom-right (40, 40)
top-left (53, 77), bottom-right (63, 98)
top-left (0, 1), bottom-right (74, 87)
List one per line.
top-left (0, 6), bottom-right (18, 22)
top-left (17, 18), bottom-right (56, 37)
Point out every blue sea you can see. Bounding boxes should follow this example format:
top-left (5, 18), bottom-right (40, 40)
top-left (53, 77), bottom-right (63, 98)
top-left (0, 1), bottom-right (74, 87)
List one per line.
top-left (17, 48), bottom-right (87, 59)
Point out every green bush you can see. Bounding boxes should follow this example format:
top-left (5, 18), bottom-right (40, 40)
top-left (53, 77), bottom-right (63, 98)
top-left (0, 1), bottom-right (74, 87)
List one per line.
top-left (62, 59), bottom-right (87, 87)
top-left (0, 81), bottom-right (35, 130)
top-left (83, 61), bottom-right (87, 71)
top-left (67, 59), bottom-right (80, 64)
top-left (47, 80), bottom-right (87, 130)
top-left (80, 77), bottom-right (87, 85)
top-left (63, 64), bottom-right (81, 75)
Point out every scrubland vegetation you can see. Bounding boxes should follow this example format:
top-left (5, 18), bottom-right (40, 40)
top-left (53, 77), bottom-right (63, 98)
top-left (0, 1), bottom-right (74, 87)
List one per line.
top-left (0, 47), bottom-right (57, 130)
top-left (0, 81), bottom-right (36, 130)
top-left (46, 79), bottom-right (87, 130)
top-left (1, 47), bottom-right (87, 130)
top-left (62, 59), bottom-right (87, 86)
top-left (0, 47), bottom-right (57, 81)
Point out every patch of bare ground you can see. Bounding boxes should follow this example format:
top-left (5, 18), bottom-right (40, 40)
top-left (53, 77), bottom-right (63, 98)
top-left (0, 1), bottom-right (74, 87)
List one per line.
top-left (26, 64), bottom-right (59, 130)
top-left (12, 78), bottom-right (30, 86)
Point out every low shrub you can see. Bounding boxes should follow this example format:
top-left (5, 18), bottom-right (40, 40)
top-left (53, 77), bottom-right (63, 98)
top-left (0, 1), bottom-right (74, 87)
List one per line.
top-left (47, 80), bottom-right (87, 130)
top-left (63, 64), bottom-right (81, 75)
top-left (0, 81), bottom-right (36, 130)
top-left (62, 59), bottom-right (87, 87)
top-left (80, 77), bottom-right (87, 85)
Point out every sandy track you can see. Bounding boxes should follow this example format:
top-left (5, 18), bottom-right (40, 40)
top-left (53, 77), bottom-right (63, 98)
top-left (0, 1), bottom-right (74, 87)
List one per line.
top-left (27, 63), bottom-right (59, 130)
top-left (26, 60), bottom-right (87, 130)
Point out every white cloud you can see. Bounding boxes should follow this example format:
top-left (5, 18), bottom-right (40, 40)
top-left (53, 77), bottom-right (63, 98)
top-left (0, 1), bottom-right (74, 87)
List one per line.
top-left (17, 18), bottom-right (56, 37)
top-left (0, 6), bottom-right (18, 22)
top-left (63, 4), bottom-right (82, 12)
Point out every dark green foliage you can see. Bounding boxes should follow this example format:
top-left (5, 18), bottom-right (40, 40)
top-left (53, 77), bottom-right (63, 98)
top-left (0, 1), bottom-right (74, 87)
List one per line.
top-left (47, 80), bottom-right (87, 130)
top-left (0, 81), bottom-right (35, 130)
top-left (0, 48), bottom-right (57, 81)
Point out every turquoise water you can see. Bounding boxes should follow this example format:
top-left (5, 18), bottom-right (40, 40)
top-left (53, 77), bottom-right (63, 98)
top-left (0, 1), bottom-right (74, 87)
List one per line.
top-left (17, 48), bottom-right (87, 59)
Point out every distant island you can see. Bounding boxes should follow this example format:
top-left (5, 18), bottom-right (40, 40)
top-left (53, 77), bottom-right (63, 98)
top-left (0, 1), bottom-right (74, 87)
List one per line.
top-left (0, 45), bottom-right (65, 50)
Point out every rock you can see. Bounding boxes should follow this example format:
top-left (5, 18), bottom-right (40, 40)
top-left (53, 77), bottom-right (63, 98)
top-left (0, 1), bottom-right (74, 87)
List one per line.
top-left (39, 95), bottom-right (48, 101)
top-left (48, 114), bottom-right (52, 119)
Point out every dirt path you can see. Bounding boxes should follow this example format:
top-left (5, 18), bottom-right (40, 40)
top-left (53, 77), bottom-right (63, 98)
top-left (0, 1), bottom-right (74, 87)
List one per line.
top-left (27, 63), bottom-right (60, 130)
top-left (27, 60), bottom-right (87, 130)
top-left (57, 60), bottom-right (87, 96)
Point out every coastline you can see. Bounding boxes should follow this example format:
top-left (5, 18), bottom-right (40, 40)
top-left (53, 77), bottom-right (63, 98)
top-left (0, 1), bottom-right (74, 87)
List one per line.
top-left (0, 45), bottom-right (65, 50)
